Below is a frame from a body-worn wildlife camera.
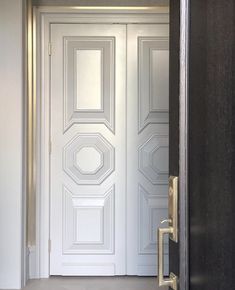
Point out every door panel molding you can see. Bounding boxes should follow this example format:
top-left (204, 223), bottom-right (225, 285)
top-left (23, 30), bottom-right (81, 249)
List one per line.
top-left (138, 184), bottom-right (168, 255)
top-left (138, 36), bottom-right (169, 132)
top-left (138, 134), bottom-right (169, 185)
top-left (63, 133), bottom-right (115, 185)
top-left (62, 185), bottom-right (115, 254)
top-left (64, 36), bottom-right (115, 133)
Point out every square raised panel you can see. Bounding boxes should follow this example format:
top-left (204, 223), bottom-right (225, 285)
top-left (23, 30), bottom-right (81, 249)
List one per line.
top-left (63, 186), bottom-right (114, 254)
top-left (64, 37), bottom-right (115, 132)
top-left (139, 185), bottom-right (168, 255)
top-left (75, 207), bottom-right (104, 244)
top-left (138, 37), bottom-right (169, 132)
top-left (76, 50), bottom-right (102, 110)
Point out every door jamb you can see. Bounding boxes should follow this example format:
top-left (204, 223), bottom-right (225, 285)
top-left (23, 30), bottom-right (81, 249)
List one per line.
top-left (179, 1), bottom-right (189, 290)
top-left (31, 6), bottom-right (170, 279)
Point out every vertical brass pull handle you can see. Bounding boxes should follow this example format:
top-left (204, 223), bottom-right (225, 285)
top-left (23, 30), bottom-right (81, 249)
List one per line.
top-left (157, 176), bottom-right (178, 290)
top-left (158, 227), bottom-right (178, 290)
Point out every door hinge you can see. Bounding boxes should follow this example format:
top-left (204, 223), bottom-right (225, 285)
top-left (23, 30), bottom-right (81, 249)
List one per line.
top-left (48, 239), bottom-right (51, 253)
top-left (48, 42), bottom-right (52, 56)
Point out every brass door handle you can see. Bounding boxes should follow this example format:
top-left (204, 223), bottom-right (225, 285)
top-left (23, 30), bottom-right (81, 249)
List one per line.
top-left (157, 226), bottom-right (177, 290)
top-left (157, 176), bottom-right (179, 290)
top-left (161, 219), bottom-right (172, 224)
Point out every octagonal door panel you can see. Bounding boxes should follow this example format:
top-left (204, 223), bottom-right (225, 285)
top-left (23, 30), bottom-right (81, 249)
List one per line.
top-left (50, 24), bottom-right (126, 276)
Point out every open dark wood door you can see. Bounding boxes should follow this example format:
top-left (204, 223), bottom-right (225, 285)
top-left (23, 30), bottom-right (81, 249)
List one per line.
top-left (159, 1), bottom-right (235, 290)
top-left (157, 1), bottom-right (188, 290)
top-left (168, 1), bottom-right (189, 290)
top-left (189, 1), bottom-right (235, 289)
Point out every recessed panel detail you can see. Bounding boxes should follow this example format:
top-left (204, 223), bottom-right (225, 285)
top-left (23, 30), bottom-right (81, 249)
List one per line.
top-left (139, 185), bottom-right (168, 254)
top-left (63, 186), bottom-right (115, 254)
top-left (151, 50), bottom-right (169, 111)
top-left (139, 134), bottom-right (169, 184)
top-left (138, 37), bottom-right (169, 132)
top-left (64, 37), bottom-right (115, 132)
top-left (63, 133), bottom-right (114, 185)
top-left (75, 207), bottom-right (103, 244)
top-left (76, 50), bottom-right (102, 110)
top-left (75, 146), bottom-right (103, 175)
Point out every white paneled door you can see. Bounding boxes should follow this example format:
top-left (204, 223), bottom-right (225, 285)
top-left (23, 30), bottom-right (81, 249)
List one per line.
top-left (126, 25), bottom-right (169, 276)
top-left (50, 23), bottom-right (169, 276)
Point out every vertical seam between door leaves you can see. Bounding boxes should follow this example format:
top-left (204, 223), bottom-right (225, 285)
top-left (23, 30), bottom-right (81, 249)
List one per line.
top-left (125, 23), bottom-right (128, 275)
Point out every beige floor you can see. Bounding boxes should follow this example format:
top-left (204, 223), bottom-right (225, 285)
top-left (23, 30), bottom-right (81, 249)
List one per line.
top-left (18, 277), bottom-right (165, 290)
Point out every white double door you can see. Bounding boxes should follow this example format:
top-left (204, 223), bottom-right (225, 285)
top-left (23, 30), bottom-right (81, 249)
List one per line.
top-left (50, 23), bottom-right (169, 276)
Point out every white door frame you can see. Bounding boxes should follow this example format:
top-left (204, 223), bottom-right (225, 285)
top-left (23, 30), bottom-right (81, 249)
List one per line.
top-left (33, 6), bottom-right (169, 278)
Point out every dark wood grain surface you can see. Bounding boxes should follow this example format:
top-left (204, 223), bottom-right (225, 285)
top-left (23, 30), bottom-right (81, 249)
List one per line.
top-left (189, 1), bottom-right (235, 289)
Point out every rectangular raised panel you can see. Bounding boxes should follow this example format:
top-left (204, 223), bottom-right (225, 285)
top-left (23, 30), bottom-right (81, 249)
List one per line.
top-left (63, 186), bottom-right (114, 254)
top-left (76, 50), bottom-right (102, 110)
top-left (64, 37), bottom-right (115, 132)
top-left (138, 37), bottom-right (169, 132)
top-left (139, 185), bottom-right (168, 255)
top-left (75, 207), bottom-right (104, 244)
top-left (150, 50), bottom-right (169, 111)
top-left (62, 263), bottom-right (116, 276)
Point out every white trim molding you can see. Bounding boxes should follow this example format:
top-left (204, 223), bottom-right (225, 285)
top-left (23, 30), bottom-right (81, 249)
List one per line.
top-left (27, 246), bottom-right (37, 279)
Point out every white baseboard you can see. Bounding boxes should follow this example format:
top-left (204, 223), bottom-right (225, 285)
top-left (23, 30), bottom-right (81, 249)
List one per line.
top-left (27, 246), bottom-right (38, 279)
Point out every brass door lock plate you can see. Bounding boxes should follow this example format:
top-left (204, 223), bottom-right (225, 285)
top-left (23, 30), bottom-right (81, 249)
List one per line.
top-left (168, 176), bottom-right (178, 242)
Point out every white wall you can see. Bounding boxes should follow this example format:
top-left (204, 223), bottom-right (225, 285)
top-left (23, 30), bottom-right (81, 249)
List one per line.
top-left (0, 0), bottom-right (24, 289)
